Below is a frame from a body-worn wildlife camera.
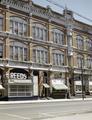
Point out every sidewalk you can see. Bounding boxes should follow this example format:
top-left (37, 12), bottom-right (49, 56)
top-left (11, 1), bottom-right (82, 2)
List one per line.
top-left (0, 96), bottom-right (92, 105)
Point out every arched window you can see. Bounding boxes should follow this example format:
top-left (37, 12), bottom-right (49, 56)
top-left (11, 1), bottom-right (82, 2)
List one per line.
top-left (76, 35), bottom-right (84, 50)
top-left (0, 15), bottom-right (3, 31)
top-left (32, 46), bottom-right (48, 64)
top-left (32, 23), bottom-right (48, 41)
top-left (52, 50), bottom-right (64, 66)
top-left (77, 54), bottom-right (84, 68)
top-left (0, 40), bottom-right (3, 58)
top-left (10, 17), bottom-right (27, 36)
top-left (10, 41), bottom-right (28, 61)
top-left (86, 38), bottom-right (92, 51)
top-left (86, 56), bottom-right (92, 68)
top-left (52, 29), bottom-right (64, 45)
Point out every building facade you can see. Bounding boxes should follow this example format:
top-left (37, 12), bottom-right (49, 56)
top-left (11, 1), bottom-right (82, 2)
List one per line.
top-left (0, 0), bottom-right (92, 100)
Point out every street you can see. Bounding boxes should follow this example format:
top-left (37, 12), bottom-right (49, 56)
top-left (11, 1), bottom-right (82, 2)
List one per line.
top-left (0, 100), bottom-right (92, 120)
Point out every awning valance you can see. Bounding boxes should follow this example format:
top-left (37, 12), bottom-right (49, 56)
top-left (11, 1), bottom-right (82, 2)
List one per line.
top-left (43, 83), bottom-right (50, 88)
top-left (52, 83), bottom-right (68, 90)
top-left (0, 85), bottom-right (5, 90)
top-left (89, 82), bottom-right (92, 85)
top-left (75, 81), bottom-right (81, 85)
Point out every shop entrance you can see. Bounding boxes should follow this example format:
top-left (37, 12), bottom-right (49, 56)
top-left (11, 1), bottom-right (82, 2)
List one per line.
top-left (42, 72), bottom-right (50, 97)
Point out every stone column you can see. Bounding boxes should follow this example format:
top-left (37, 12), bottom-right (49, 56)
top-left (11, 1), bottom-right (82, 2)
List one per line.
top-left (4, 10), bottom-right (10, 59)
top-left (4, 37), bottom-right (10, 59)
top-left (48, 20), bottom-right (53, 65)
top-left (39, 71), bottom-right (44, 97)
top-left (3, 67), bottom-right (10, 98)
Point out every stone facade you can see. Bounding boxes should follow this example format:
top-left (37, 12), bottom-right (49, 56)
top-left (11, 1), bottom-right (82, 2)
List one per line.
top-left (0, 0), bottom-right (91, 100)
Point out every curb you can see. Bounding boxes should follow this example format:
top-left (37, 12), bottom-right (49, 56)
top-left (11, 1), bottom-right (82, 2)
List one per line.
top-left (0, 98), bottom-right (92, 104)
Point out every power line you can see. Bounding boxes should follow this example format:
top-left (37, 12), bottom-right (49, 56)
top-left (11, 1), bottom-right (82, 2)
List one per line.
top-left (46, 0), bottom-right (64, 9)
top-left (45, 0), bottom-right (92, 23)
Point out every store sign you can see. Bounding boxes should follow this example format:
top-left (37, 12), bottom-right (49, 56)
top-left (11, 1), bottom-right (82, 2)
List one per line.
top-left (10, 73), bottom-right (27, 80)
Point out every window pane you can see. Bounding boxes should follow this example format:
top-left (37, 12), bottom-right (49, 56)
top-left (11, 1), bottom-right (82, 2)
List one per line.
top-left (10, 46), bottom-right (13, 59)
top-left (19, 23), bottom-right (23, 36)
top-left (14, 22), bottom-right (18, 34)
top-left (33, 49), bottom-right (36, 62)
top-left (44, 52), bottom-right (48, 63)
top-left (20, 47), bottom-right (23, 61)
top-left (10, 20), bottom-right (13, 33)
top-left (0, 18), bottom-right (3, 31)
top-left (24, 24), bottom-right (27, 36)
top-left (15, 46), bottom-right (18, 60)
top-left (32, 26), bottom-right (35, 38)
top-left (37, 50), bottom-right (40, 63)
top-left (0, 44), bottom-right (3, 58)
top-left (24, 48), bottom-right (27, 61)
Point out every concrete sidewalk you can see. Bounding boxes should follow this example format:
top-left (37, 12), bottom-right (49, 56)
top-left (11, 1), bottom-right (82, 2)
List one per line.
top-left (0, 97), bottom-right (92, 104)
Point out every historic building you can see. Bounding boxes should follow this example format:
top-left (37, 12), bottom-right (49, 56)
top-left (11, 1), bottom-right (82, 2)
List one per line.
top-left (0, 0), bottom-right (92, 100)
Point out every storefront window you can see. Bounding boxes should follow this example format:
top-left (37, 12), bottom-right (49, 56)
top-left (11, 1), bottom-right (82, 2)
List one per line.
top-left (9, 85), bottom-right (32, 97)
top-left (76, 85), bottom-right (82, 92)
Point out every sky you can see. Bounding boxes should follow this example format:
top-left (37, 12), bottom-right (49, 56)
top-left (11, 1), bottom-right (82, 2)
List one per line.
top-left (32, 0), bottom-right (92, 25)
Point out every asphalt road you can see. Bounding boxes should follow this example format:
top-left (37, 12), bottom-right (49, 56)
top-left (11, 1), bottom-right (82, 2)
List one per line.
top-left (0, 100), bottom-right (92, 120)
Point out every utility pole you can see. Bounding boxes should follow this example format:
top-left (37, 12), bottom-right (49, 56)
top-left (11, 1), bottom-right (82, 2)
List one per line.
top-left (81, 58), bottom-right (85, 100)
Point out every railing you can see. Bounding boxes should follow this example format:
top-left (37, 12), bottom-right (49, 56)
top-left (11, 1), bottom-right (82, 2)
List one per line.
top-left (0, 0), bottom-right (66, 26)
top-left (1, 0), bottom-right (30, 13)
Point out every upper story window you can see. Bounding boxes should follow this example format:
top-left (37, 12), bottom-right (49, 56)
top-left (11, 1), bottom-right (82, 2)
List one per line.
top-left (76, 35), bottom-right (84, 50)
top-left (0, 15), bottom-right (3, 31)
top-left (32, 23), bottom-right (48, 41)
top-left (86, 56), bottom-right (92, 69)
top-left (10, 41), bottom-right (28, 61)
top-left (0, 43), bottom-right (3, 58)
top-left (52, 50), bottom-right (64, 66)
top-left (10, 17), bottom-right (27, 36)
top-left (0, 40), bottom-right (3, 58)
top-left (86, 39), bottom-right (92, 51)
top-left (32, 47), bottom-right (48, 64)
top-left (77, 54), bottom-right (84, 68)
top-left (52, 29), bottom-right (64, 45)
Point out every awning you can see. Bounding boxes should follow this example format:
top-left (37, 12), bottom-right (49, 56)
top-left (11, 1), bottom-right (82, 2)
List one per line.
top-left (43, 83), bottom-right (50, 88)
top-left (0, 85), bottom-right (5, 90)
top-left (89, 82), bottom-right (92, 85)
top-left (75, 81), bottom-right (81, 85)
top-left (52, 83), bottom-right (68, 90)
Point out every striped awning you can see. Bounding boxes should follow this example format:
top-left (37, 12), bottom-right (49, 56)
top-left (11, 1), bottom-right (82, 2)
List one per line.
top-left (43, 83), bottom-right (50, 88)
top-left (0, 85), bottom-right (5, 90)
top-left (52, 83), bottom-right (68, 90)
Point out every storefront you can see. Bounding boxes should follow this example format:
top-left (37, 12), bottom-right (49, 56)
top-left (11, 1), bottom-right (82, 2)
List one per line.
top-left (8, 69), bottom-right (33, 100)
top-left (75, 81), bottom-right (82, 94)
top-left (50, 79), bottom-right (68, 98)
top-left (89, 81), bottom-right (92, 94)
